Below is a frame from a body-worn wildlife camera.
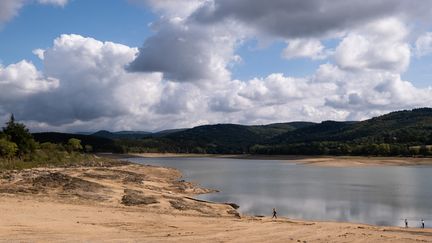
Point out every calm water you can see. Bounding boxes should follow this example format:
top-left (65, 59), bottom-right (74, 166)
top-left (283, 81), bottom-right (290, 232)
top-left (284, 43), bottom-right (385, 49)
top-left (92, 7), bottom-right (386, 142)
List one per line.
top-left (127, 157), bottom-right (432, 227)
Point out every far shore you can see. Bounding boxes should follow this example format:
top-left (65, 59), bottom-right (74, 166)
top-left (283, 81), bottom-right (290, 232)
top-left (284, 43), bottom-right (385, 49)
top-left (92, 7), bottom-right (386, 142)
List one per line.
top-left (103, 153), bottom-right (432, 167)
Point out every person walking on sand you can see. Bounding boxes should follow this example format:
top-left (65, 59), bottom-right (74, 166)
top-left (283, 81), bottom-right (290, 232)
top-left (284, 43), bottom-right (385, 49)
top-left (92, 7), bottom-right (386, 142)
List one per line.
top-left (405, 219), bottom-right (408, 228)
top-left (272, 208), bottom-right (277, 219)
top-left (422, 219), bottom-right (425, 228)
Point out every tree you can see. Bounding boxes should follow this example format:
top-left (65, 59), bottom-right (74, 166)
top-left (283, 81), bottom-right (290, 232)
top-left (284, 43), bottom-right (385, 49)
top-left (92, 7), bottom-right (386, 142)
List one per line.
top-left (67, 138), bottom-right (83, 152)
top-left (2, 114), bottom-right (36, 156)
top-left (0, 138), bottom-right (18, 158)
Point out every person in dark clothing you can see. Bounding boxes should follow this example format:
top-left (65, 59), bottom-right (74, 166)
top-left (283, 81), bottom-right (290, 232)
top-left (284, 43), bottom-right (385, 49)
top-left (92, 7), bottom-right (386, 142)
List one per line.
top-left (405, 219), bottom-right (408, 228)
top-left (272, 208), bottom-right (277, 219)
top-left (422, 219), bottom-right (425, 228)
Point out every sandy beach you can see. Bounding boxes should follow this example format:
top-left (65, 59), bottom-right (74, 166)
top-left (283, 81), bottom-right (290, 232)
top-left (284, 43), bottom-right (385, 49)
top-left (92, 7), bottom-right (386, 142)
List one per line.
top-left (1, 160), bottom-right (431, 242)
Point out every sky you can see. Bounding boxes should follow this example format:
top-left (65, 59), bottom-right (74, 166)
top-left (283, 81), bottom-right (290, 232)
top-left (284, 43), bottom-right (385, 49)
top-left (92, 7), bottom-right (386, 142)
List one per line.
top-left (1, 0), bottom-right (432, 132)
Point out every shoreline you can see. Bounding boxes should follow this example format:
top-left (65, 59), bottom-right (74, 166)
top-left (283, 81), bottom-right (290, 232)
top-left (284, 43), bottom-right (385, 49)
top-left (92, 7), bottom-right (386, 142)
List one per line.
top-left (114, 153), bottom-right (432, 167)
top-left (2, 161), bottom-right (431, 241)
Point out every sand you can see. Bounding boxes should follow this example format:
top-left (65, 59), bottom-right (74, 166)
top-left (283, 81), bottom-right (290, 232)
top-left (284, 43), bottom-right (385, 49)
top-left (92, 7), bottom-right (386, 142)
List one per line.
top-left (1, 162), bottom-right (431, 242)
top-left (129, 153), bottom-right (432, 167)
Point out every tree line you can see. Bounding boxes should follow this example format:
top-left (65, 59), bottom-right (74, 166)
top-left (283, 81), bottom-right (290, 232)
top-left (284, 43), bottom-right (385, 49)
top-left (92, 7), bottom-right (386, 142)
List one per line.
top-left (0, 115), bottom-right (88, 160)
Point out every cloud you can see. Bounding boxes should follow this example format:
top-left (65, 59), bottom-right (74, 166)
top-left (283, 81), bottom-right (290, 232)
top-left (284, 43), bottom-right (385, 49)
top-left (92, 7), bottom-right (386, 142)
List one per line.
top-left (192, 0), bottom-right (432, 39)
top-left (32, 48), bottom-right (45, 60)
top-left (128, 0), bottom-right (205, 18)
top-left (212, 66), bottom-right (432, 123)
top-left (334, 18), bottom-right (410, 72)
top-left (0, 0), bottom-right (69, 26)
top-left (415, 32), bottom-right (432, 57)
top-left (0, 0), bottom-right (25, 25)
top-left (37, 0), bottom-right (68, 7)
top-left (129, 0), bottom-right (430, 85)
top-left (282, 39), bottom-right (327, 60)
top-left (152, 82), bottom-right (203, 114)
top-left (316, 63), bottom-right (432, 119)
top-left (1, 34), bottom-right (162, 126)
top-left (0, 60), bottom-right (59, 102)
top-left (2, 34), bottom-right (432, 132)
top-left (128, 18), bottom-right (237, 83)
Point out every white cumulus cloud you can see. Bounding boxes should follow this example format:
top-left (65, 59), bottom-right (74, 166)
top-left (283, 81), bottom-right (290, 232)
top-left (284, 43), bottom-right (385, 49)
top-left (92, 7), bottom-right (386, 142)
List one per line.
top-left (334, 18), bottom-right (410, 73)
top-left (0, 60), bottom-right (58, 101)
top-left (282, 39), bottom-right (327, 60)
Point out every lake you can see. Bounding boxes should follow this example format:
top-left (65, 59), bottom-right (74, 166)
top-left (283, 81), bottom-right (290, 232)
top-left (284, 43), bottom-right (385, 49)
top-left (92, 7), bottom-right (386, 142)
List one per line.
top-left (127, 157), bottom-right (432, 227)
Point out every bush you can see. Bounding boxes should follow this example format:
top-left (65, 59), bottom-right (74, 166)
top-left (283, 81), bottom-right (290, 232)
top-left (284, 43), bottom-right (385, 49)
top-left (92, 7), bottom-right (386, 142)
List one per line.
top-left (0, 138), bottom-right (18, 158)
top-left (67, 138), bottom-right (83, 152)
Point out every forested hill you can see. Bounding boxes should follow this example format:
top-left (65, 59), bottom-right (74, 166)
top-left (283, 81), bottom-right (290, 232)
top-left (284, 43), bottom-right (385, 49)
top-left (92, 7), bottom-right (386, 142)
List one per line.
top-left (123, 108), bottom-right (432, 155)
top-left (272, 108), bottom-right (432, 144)
top-left (113, 122), bottom-right (315, 154)
top-left (254, 108), bottom-right (432, 155)
top-left (33, 108), bottom-right (432, 156)
top-left (163, 122), bottom-right (315, 153)
top-left (91, 129), bottom-right (188, 140)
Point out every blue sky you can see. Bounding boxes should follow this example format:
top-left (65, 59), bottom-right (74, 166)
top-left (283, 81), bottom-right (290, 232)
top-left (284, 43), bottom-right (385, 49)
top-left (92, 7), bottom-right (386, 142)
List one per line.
top-left (231, 40), bottom-right (325, 80)
top-left (1, 0), bottom-right (432, 132)
top-left (404, 56), bottom-right (432, 88)
top-left (0, 0), bottom-right (154, 67)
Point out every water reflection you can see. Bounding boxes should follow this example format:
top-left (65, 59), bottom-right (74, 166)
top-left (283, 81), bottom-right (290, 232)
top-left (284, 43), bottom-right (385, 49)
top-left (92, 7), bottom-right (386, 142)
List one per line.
top-left (128, 157), bottom-right (432, 227)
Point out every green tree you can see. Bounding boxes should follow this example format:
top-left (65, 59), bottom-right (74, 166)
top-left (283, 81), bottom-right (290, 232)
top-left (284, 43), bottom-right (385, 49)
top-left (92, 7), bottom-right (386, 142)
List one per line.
top-left (0, 138), bottom-right (18, 158)
top-left (67, 138), bottom-right (83, 152)
top-left (2, 114), bottom-right (36, 156)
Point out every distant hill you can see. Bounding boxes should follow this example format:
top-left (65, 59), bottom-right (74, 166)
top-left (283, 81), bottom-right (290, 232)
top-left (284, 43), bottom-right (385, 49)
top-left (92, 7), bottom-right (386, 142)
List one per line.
top-left (119, 108), bottom-right (432, 155)
top-left (273, 108), bottom-right (432, 144)
top-left (129, 122), bottom-right (316, 154)
top-left (32, 108), bottom-right (432, 156)
top-left (152, 128), bottom-right (189, 137)
top-left (91, 130), bottom-right (151, 140)
top-left (254, 108), bottom-right (432, 155)
top-left (91, 129), bottom-right (186, 140)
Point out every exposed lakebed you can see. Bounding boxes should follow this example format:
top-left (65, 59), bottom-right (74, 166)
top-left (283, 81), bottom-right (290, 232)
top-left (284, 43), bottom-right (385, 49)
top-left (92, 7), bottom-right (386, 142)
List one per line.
top-left (128, 157), bottom-right (432, 227)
